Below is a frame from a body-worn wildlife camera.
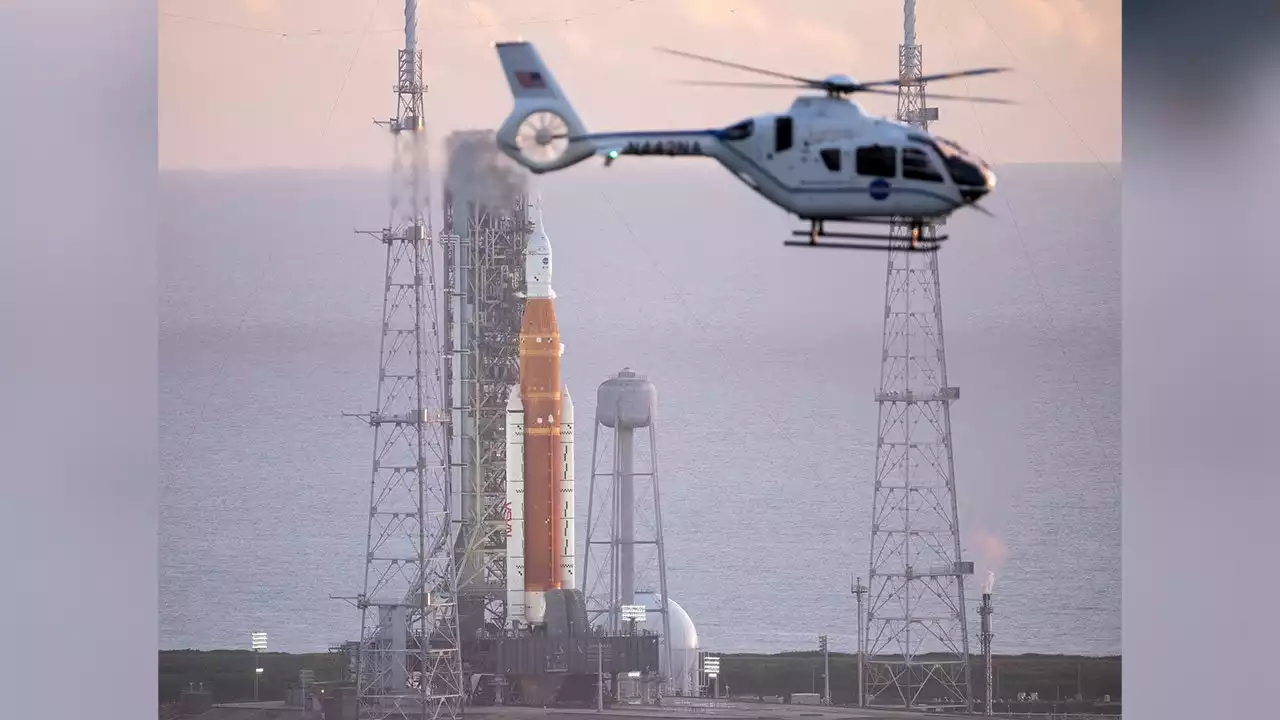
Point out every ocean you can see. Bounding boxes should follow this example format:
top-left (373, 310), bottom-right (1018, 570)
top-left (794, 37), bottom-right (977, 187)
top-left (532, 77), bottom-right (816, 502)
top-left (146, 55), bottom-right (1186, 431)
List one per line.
top-left (160, 161), bottom-right (1120, 656)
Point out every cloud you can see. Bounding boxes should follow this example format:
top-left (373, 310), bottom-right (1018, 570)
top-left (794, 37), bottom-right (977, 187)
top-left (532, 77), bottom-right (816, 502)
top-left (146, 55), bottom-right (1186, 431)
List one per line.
top-left (678, 0), bottom-right (751, 28)
top-left (665, 0), bottom-right (865, 70)
top-left (556, 23), bottom-right (598, 58)
top-left (239, 0), bottom-right (281, 21)
top-left (461, 0), bottom-right (503, 30)
top-left (1010, 0), bottom-right (1107, 49)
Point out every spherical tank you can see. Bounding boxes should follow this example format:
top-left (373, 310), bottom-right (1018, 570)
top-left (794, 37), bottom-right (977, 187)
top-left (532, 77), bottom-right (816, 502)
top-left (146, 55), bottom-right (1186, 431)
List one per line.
top-left (596, 368), bottom-right (657, 429)
top-left (634, 592), bottom-right (700, 696)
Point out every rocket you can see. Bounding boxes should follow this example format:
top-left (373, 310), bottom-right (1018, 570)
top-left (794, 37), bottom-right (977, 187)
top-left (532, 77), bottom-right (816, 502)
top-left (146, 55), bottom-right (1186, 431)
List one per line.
top-left (505, 210), bottom-right (575, 627)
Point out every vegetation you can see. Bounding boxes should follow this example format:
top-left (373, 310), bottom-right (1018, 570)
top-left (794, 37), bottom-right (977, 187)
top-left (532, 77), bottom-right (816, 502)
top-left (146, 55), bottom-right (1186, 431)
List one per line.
top-left (159, 650), bottom-right (346, 704)
top-left (713, 651), bottom-right (1120, 707)
top-left (160, 649), bottom-right (1120, 709)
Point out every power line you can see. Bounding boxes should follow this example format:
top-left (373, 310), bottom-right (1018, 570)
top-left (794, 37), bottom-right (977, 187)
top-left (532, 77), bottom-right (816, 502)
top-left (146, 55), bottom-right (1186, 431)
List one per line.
top-left (963, 0), bottom-right (1118, 183)
top-left (593, 186), bottom-right (833, 499)
top-left (320, 0), bottom-right (382, 142)
top-left (161, 1), bottom-right (669, 41)
top-left (938, 1), bottom-right (1116, 469)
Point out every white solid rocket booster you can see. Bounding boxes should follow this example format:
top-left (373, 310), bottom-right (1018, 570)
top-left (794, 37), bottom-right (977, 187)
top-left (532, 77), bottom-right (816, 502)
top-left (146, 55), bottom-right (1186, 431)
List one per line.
top-left (559, 384), bottom-right (575, 590)
top-left (505, 362), bottom-right (576, 625)
top-left (505, 386), bottom-right (526, 625)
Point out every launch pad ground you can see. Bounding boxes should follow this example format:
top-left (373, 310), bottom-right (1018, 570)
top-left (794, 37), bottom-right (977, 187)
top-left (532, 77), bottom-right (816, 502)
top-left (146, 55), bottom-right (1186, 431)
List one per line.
top-left (190, 700), bottom-right (1000, 720)
top-left (460, 700), bottom-right (993, 720)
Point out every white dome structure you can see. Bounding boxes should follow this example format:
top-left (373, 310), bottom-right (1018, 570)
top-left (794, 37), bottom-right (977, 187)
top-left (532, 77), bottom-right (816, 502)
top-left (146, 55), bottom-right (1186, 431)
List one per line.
top-left (634, 592), bottom-right (701, 696)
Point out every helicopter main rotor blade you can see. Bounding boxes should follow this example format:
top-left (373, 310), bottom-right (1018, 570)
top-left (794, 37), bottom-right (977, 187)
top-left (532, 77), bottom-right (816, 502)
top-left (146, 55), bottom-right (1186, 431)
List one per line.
top-left (675, 79), bottom-right (810, 90)
top-left (855, 86), bottom-right (1015, 105)
top-left (967, 201), bottom-right (996, 217)
top-left (655, 46), bottom-right (821, 88)
top-left (924, 90), bottom-right (1015, 105)
top-left (856, 66), bottom-right (1011, 90)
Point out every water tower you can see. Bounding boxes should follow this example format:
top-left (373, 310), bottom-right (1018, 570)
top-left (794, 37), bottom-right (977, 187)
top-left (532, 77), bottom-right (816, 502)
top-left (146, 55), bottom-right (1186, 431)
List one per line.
top-left (582, 368), bottom-right (676, 691)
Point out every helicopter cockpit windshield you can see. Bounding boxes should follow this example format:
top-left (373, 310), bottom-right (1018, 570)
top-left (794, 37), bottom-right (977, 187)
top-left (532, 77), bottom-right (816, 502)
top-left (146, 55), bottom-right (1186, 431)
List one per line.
top-left (913, 133), bottom-right (993, 199)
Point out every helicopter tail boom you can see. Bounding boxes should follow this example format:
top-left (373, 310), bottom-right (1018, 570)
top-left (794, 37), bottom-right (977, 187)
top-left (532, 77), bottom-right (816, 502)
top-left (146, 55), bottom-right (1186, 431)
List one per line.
top-left (495, 42), bottom-right (594, 173)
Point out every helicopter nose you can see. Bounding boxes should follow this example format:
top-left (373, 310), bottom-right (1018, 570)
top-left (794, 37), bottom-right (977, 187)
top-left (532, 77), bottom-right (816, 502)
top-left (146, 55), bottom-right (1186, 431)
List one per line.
top-left (967, 166), bottom-right (997, 202)
top-left (960, 172), bottom-right (993, 204)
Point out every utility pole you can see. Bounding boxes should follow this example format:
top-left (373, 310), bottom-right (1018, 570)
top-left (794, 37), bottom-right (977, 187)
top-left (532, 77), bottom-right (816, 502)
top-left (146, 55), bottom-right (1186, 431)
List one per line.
top-left (597, 639), bottom-right (605, 712)
top-left (818, 635), bottom-right (831, 705)
top-left (251, 632), bottom-right (267, 703)
top-left (851, 576), bottom-right (867, 707)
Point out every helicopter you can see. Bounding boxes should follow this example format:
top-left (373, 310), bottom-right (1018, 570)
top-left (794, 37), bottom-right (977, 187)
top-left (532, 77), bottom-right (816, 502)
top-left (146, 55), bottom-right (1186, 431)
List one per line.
top-left (492, 42), bottom-right (1012, 251)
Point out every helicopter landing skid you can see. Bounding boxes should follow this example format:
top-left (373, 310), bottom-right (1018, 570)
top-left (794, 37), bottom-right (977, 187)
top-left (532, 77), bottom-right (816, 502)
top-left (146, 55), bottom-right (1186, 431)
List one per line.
top-left (785, 219), bottom-right (947, 252)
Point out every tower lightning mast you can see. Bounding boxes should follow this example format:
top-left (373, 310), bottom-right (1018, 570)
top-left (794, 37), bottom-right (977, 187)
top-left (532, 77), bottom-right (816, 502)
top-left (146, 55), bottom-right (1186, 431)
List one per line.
top-left (346, 1), bottom-right (464, 719)
top-left (864, 0), bottom-right (974, 710)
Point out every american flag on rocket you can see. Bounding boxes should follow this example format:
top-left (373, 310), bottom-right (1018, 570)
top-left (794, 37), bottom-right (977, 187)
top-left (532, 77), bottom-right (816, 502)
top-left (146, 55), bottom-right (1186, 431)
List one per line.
top-left (515, 70), bottom-right (546, 89)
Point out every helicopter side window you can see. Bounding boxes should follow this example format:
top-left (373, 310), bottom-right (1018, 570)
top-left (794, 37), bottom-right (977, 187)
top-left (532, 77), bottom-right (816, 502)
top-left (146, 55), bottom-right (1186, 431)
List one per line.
top-left (855, 145), bottom-right (897, 178)
top-left (774, 116), bottom-right (794, 152)
top-left (723, 119), bottom-right (754, 141)
top-left (902, 148), bottom-right (943, 182)
top-left (819, 148), bottom-right (841, 172)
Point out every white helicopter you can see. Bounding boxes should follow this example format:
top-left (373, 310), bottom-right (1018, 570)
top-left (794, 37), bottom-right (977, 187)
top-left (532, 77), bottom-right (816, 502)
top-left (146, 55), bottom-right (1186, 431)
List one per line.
top-left (492, 42), bottom-right (1012, 251)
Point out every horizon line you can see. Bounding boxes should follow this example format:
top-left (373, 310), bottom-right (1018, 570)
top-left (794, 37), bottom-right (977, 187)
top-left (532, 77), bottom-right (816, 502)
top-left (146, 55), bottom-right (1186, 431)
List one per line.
top-left (159, 158), bottom-right (1122, 176)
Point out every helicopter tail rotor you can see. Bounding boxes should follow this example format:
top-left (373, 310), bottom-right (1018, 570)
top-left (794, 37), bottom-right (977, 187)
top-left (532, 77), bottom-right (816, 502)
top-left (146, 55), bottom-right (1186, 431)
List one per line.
top-left (495, 42), bottom-right (595, 173)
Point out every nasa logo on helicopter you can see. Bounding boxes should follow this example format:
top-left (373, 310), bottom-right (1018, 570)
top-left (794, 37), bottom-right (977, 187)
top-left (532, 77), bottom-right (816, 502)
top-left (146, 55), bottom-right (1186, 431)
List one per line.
top-left (490, 42), bottom-right (1013, 252)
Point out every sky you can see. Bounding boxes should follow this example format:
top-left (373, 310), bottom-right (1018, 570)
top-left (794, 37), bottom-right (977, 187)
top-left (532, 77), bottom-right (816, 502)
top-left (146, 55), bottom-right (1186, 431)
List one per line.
top-left (159, 0), bottom-right (1120, 170)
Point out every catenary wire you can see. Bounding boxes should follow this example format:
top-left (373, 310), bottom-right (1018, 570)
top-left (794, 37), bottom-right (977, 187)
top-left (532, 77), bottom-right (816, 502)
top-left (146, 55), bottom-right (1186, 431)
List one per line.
top-left (939, 0), bottom-right (1116, 469)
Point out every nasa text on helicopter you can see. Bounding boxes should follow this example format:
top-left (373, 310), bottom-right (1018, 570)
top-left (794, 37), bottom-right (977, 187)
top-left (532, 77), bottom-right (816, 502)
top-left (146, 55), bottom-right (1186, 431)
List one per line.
top-left (491, 42), bottom-right (1012, 251)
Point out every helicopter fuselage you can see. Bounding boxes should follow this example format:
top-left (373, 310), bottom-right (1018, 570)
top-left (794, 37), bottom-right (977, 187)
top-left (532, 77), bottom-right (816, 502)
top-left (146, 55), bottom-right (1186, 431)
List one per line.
top-left (582, 96), bottom-right (993, 222)
top-left (492, 41), bottom-right (997, 227)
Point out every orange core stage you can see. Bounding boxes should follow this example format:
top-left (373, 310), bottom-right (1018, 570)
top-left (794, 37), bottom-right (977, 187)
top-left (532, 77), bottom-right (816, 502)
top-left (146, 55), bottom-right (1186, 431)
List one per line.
top-left (519, 298), bottom-right (562, 597)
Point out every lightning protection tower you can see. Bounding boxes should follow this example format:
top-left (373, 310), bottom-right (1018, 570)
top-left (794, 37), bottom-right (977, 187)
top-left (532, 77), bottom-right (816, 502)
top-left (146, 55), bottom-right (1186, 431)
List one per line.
top-left (347, 2), bottom-right (462, 719)
top-left (864, 0), bottom-right (974, 710)
top-left (582, 368), bottom-right (673, 690)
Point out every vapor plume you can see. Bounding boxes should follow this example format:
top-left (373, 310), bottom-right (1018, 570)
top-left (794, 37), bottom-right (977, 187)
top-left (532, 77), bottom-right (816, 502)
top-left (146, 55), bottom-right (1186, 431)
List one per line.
top-left (444, 130), bottom-right (528, 209)
top-left (972, 527), bottom-right (1009, 589)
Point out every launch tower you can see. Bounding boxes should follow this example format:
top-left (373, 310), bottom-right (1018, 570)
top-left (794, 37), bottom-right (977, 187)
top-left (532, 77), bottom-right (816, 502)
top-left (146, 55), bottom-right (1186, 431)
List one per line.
top-left (345, 2), bottom-right (463, 719)
top-left (462, 219), bottom-right (659, 709)
top-left (864, 0), bottom-right (974, 710)
top-left (441, 131), bottom-right (533, 641)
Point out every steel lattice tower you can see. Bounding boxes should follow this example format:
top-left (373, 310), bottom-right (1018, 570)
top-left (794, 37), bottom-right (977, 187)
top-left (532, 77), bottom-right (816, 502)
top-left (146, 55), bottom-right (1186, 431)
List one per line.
top-left (347, 2), bottom-right (463, 718)
top-left (441, 135), bottom-right (532, 641)
top-left (864, 0), bottom-right (973, 710)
